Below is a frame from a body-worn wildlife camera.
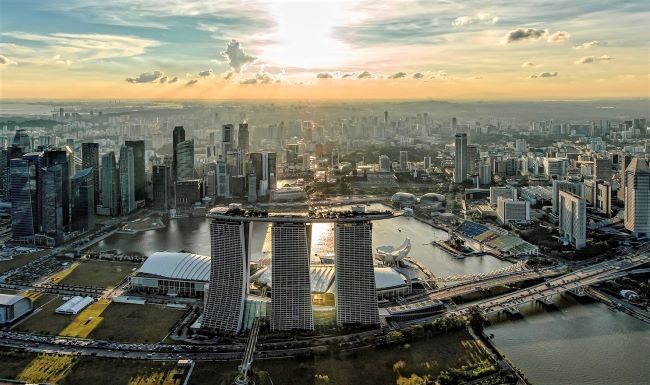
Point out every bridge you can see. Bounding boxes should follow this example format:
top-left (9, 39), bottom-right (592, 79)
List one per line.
top-left (234, 318), bottom-right (261, 385)
top-left (432, 261), bottom-right (529, 283)
top-left (450, 255), bottom-right (648, 317)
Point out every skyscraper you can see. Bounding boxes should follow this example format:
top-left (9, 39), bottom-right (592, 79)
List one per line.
top-left (454, 133), bottom-right (468, 183)
top-left (81, 142), bottom-right (100, 207)
top-left (0, 149), bottom-right (7, 200)
top-left (152, 164), bottom-right (170, 211)
top-left (125, 140), bottom-right (145, 201)
top-left (100, 152), bottom-right (120, 216)
top-left (119, 145), bottom-right (136, 215)
top-left (558, 190), bottom-right (586, 249)
top-left (203, 219), bottom-right (250, 334)
top-left (222, 124), bottom-right (233, 157)
top-left (624, 158), bottom-right (650, 237)
top-left (40, 163), bottom-right (64, 245)
top-left (216, 158), bottom-right (229, 197)
top-left (335, 221), bottom-right (379, 326)
top-left (41, 149), bottom-right (70, 227)
top-left (238, 123), bottom-right (249, 154)
top-left (271, 222), bottom-right (313, 331)
top-left (71, 168), bottom-right (95, 232)
top-left (399, 150), bottom-right (408, 171)
top-left (379, 155), bottom-right (391, 171)
top-left (9, 159), bottom-right (35, 243)
top-left (176, 139), bottom-right (195, 181)
top-left (172, 126), bottom-right (185, 180)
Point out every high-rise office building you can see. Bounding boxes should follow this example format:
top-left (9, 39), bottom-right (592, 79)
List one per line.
top-left (479, 162), bottom-right (492, 185)
top-left (624, 158), bottom-right (650, 237)
top-left (496, 198), bottom-right (530, 225)
top-left (12, 129), bottom-right (31, 153)
top-left (618, 154), bottom-right (633, 202)
top-left (467, 145), bottom-right (479, 176)
top-left (203, 219), bottom-right (251, 334)
top-left (226, 149), bottom-right (243, 177)
top-left (41, 149), bottom-right (70, 227)
top-left (238, 123), bottom-right (249, 154)
top-left (490, 186), bottom-right (517, 206)
top-left (40, 164), bottom-right (64, 245)
top-left (247, 173), bottom-right (257, 203)
top-left (172, 126), bottom-right (186, 180)
top-left (249, 151), bottom-right (276, 197)
top-left (125, 140), bottom-right (145, 201)
top-left (454, 133), bottom-right (468, 183)
top-left (379, 155), bottom-right (391, 171)
top-left (552, 179), bottom-right (584, 215)
top-left (222, 124), bottom-right (233, 157)
top-left (216, 158), bottom-right (229, 197)
top-left (81, 143), bottom-right (100, 206)
top-left (593, 157), bottom-right (612, 181)
top-left (152, 164), bottom-right (170, 211)
top-left (399, 151), bottom-right (408, 171)
top-left (335, 221), bottom-right (379, 326)
top-left (176, 140), bottom-right (194, 181)
top-left (9, 159), bottom-right (35, 243)
top-left (71, 168), bottom-right (95, 232)
top-left (271, 222), bottom-right (313, 331)
top-left (558, 190), bottom-right (586, 249)
top-left (100, 152), bottom-right (120, 215)
top-left (119, 145), bottom-right (136, 215)
top-left (0, 149), bottom-right (8, 200)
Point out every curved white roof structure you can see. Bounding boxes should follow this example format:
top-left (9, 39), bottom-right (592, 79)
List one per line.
top-left (376, 238), bottom-right (411, 264)
top-left (374, 267), bottom-right (408, 290)
top-left (138, 252), bottom-right (211, 281)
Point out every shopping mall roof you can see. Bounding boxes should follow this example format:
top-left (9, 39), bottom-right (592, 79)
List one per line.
top-left (374, 267), bottom-right (409, 290)
top-left (137, 252), bottom-right (211, 282)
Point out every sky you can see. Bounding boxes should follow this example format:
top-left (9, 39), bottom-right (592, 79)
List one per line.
top-left (0, 0), bottom-right (649, 100)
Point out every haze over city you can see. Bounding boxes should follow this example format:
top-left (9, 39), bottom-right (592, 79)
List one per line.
top-left (0, 1), bottom-right (649, 385)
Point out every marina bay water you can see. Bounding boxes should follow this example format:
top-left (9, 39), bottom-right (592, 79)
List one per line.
top-left (92, 214), bottom-right (649, 383)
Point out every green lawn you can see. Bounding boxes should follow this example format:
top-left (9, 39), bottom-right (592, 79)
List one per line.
top-left (0, 251), bottom-right (48, 274)
top-left (0, 351), bottom-right (38, 380)
top-left (62, 358), bottom-right (185, 385)
top-left (191, 329), bottom-right (494, 385)
top-left (13, 297), bottom-right (75, 336)
top-left (89, 303), bottom-right (185, 343)
top-left (59, 260), bottom-right (139, 288)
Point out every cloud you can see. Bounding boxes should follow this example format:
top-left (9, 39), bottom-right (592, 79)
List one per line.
top-left (412, 72), bottom-right (425, 79)
top-left (125, 70), bottom-right (164, 83)
top-left (2, 32), bottom-right (158, 61)
top-left (198, 69), bottom-right (213, 77)
top-left (430, 70), bottom-right (448, 79)
top-left (529, 71), bottom-right (558, 78)
top-left (574, 56), bottom-right (612, 64)
top-left (388, 71), bottom-right (407, 79)
top-left (0, 55), bottom-right (18, 66)
top-left (521, 61), bottom-right (540, 68)
top-left (452, 13), bottom-right (498, 27)
top-left (357, 71), bottom-right (374, 79)
top-left (341, 72), bottom-right (355, 78)
top-left (159, 76), bottom-right (168, 83)
top-left (502, 28), bottom-right (548, 44)
top-left (223, 71), bottom-right (234, 80)
top-left (240, 78), bottom-right (257, 85)
top-left (574, 41), bottom-right (600, 49)
top-left (548, 31), bottom-right (571, 43)
top-left (168, 76), bottom-right (179, 83)
top-left (255, 70), bottom-right (278, 84)
top-left (316, 72), bottom-right (334, 79)
top-left (220, 39), bottom-right (256, 73)
top-left (185, 79), bottom-right (198, 86)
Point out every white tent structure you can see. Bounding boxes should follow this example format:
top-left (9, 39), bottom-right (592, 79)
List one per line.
top-left (55, 296), bottom-right (94, 315)
top-left (375, 238), bottom-right (411, 265)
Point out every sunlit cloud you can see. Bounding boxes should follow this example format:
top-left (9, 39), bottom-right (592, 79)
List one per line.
top-left (502, 28), bottom-right (548, 44)
top-left (529, 71), bottom-right (558, 78)
top-left (0, 54), bottom-right (18, 66)
top-left (574, 41), bottom-right (600, 49)
top-left (126, 70), bottom-right (164, 83)
top-left (357, 71), bottom-right (374, 79)
top-left (452, 13), bottom-right (498, 27)
top-left (548, 31), bottom-right (571, 43)
top-left (221, 39), bottom-right (256, 72)
top-left (387, 71), bottom-right (407, 79)
top-left (521, 61), bottom-right (541, 68)
top-left (198, 69), bottom-right (213, 77)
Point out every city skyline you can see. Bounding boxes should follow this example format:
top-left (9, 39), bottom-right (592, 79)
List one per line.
top-left (1, 0), bottom-right (649, 100)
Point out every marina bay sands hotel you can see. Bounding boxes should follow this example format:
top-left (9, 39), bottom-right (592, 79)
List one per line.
top-left (202, 205), bottom-right (397, 334)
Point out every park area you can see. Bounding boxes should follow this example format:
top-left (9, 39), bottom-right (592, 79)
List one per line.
top-left (58, 259), bottom-right (140, 288)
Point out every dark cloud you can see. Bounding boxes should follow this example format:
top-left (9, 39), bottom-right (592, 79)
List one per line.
top-left (341, 72), bottom-right (355, 78)
top-left (316, 72), bottom-right (334, 79)
top-left (256, 71), bottom-right (277, 84)
top-left (388, 71), bottom-right (407, 79)
top-left (221, 39), bottom-right (256, 72)
top-left (503, 28), bottom-right (548, 44)
top-left (223, 71), bottom-right (234, 80)
top-left (185, 79), bottom-right (198, 86)
top-left (168, 76), bottom-right (179, 83)
top-left (529, 71), bottom-right (558, 78)
top-left (357, 71), bottom-right (373, 79)
top-left (240, 78), bottom-right (257, 85)
top-left (198, 69), bottom-right (213, 77)
top-left (0, 55), bottom-right (17, 66)
top-left (412, 72), bottom-right (424, 79)
top-left (159, 76), bottom-right (168, 83)
top-left (125, 70), bottom-right (164, 83)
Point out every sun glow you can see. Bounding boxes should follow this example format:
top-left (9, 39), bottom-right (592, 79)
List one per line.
top-left (262, 1), bottom-right (357, 69)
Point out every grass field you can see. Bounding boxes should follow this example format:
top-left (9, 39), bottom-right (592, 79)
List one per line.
top-left (13, 297), bottom-right (75, 335)
top-left (89, 303), bottom-right (185, 343)
top-left (18, 354), bottom-right (77, 384)
top-left (60, 299), bottom-right (111, 338)
top-left (0, 351), bottom-right (37, 380)
top-left (190, 329), bottom-right (493, 385)
top-left (0, 251), bottom-right (47, 274)
top-left (59, 260), bottom-right (138, 288)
